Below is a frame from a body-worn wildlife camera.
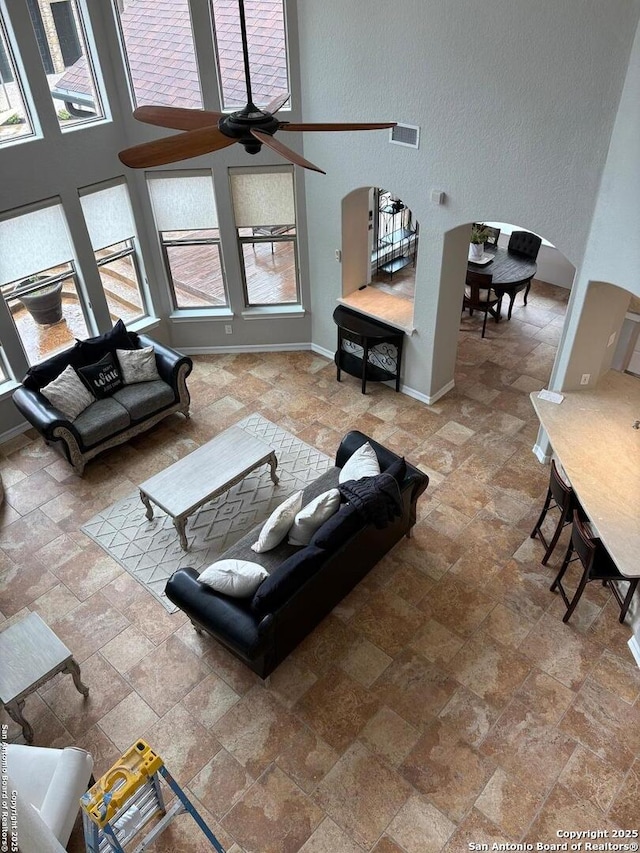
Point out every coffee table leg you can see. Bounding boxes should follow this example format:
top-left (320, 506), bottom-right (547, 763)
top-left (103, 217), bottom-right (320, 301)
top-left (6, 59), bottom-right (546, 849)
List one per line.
top-left (5, 700), bottom-right (33, 744)
top-left (175, 517), bottom-right (189, 551)
top-left (268, 452), bottom-right (279, 485)
top-left (65, 658), bottom-right (90, 698)
top-left (140, 490), bottom-right (154, 521)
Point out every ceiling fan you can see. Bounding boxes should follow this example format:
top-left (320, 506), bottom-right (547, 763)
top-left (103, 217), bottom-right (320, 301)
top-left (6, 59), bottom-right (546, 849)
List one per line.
top-left (118, 0), bottom-right (395, 175)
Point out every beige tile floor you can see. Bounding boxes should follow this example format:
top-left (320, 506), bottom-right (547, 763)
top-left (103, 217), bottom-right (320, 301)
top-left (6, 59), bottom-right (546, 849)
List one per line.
top-left (2, 280), bottom-right (640, 853)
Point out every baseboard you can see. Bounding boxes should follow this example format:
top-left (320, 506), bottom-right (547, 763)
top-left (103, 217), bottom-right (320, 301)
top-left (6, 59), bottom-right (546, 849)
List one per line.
top-left (628, 636), bottom-right (640, 669)
top-left (310, 343), bottom-right (333, 360)
top-left (532, 443), bottom-right (551, 464)
top-left (181, 340), bottom-right (455, 407)
top-left (0, 421), bottom-right (30, 446)
top-left (179, 342), bottom-right (313, 355)
top-left (311, 344), bottom-right (454, 406)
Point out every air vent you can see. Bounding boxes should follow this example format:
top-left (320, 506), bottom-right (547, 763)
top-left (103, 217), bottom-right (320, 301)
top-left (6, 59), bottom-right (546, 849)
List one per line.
top-left (389, 123), bottom-right (420, 149)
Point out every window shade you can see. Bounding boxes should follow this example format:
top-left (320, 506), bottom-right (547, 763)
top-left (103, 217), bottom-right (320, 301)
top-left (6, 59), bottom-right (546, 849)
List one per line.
top-left (230, 170), bottom-right (295, 227)
top-left (0, 204), bottom-right (74, 285)
top-left (147, 175), bottom-right (218, 231)
top-left (80, 182), bottom-right (136, 251)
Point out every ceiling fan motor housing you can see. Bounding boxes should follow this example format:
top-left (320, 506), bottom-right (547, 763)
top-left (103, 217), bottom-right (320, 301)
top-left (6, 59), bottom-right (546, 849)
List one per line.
top-left (219, 106), bottom-right (280, 153)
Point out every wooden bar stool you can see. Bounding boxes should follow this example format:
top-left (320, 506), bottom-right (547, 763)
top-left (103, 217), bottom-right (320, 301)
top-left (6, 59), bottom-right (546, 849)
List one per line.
top-left (530, 459), bottom-right (577, 565)
top-left (551, 511), bottom-right (639, 623)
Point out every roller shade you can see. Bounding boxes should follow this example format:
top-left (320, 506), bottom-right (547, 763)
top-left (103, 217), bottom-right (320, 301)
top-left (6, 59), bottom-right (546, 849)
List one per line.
top-left (230, 169), bottom-right (295, 227)
top-left (147, 174), bottom-right (218, 231)
top-left (0, 203), bottom-right (73, 286)
top-left (80, 182), bottom-right (136, 251)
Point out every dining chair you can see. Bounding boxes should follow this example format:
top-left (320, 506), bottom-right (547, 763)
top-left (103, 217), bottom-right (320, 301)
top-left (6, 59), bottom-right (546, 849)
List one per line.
top-left (508, 230), bottom-right (542, 260)
top-left (550, 511), bottom-right (639, 623)
top-left (530, 458), bottom-right (578, 565)
top-left (507, 230), bottom-right (542, 310)
top-left (462, 271), bottom-right (501, 338)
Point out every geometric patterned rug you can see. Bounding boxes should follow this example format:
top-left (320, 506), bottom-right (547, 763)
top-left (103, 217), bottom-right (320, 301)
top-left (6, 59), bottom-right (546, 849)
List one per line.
top-left (81, 414), bottom-right (332, 612)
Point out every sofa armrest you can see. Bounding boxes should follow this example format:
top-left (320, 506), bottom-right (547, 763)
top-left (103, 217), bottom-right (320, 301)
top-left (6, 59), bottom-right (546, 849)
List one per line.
top-left (165, 568), bottom-right (271, 660)
top-left (335, 430), bottom-right (428, 504)
top-left (12, 386), bottom-right (81, 444)
top-left (138, 334), bottom-right (193, 387)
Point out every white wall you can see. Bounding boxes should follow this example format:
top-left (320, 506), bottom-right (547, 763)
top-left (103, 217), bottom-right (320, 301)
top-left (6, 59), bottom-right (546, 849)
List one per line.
top-left (296, 0), bottom-right (640, 398)
top-left (551, 18), bottom-right (640, 391)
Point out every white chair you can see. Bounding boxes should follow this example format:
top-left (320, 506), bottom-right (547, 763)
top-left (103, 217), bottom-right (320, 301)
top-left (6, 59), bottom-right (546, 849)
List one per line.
top-left (6, 743), bottom-right (93, 852)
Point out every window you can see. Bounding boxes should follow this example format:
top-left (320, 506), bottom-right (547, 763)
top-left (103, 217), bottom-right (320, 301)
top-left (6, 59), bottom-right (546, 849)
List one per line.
top-left (230, 167), bottom-right (299, 306)
top-left (210, 0), bottom-right (289, 110)
top-left (79, 181), bottom-right (148, 323)
top-left (0, 12), bottom-right (35, 145)
top-left (113, 0), bottom-right (202, 109)
top-left (148, 174), bottom-right (228, 309)
top-left (27, 0), bottom-right (105, 128)
top-left (0, 202), bottom-right (90, 365)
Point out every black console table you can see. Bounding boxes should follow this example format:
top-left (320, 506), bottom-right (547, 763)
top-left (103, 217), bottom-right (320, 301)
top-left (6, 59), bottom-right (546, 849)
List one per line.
top-left (333, 305), bottom-right (404, 394)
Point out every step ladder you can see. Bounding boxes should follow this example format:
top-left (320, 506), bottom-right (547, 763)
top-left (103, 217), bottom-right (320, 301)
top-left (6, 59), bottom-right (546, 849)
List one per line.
top-left (81, 739), bottom-right (225, 853)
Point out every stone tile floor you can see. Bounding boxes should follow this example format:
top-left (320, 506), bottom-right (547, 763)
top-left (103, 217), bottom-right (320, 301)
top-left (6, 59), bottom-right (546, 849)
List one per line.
top-left (2, 280), bottom-right (639, 853)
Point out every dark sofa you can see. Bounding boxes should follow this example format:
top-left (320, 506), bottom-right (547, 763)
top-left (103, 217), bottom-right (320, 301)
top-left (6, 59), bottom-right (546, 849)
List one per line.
top-left (12, 321), bottom-right (192, 475)
top-left (165, 431), bottom-right (429, 679)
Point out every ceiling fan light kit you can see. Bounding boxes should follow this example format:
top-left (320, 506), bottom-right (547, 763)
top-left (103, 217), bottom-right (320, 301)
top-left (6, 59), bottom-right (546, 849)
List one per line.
top-left (118, 0), bottom-right (395, 173)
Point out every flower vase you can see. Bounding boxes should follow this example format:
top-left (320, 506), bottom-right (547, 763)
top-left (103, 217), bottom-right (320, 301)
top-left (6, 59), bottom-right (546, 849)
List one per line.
top-left (469, 242), bottom-right (484, 261)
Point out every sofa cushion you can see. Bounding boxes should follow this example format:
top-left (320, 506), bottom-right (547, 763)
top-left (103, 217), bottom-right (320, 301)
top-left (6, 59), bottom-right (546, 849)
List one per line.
top-left (310, 502), bottom-right (362, 551)
top-left (73, 398), bottom-right (130, 447)
top-left (21, 320), bottom-right (137, 392)
top-left (76, 352), bottom-right (123, 399)
top-left (288, 488), bottom-right (341, 546)
top-left (117, 346), bottom-right (161, 385)
top-left (77, 318), bottom-right (138, 364)
top-left (112, 380), bottom-right (174, 421)
top-left (251, 490), bottom-right (303, 553)
top-left (22, 342), bottom-right (84, 391)
top-left (384, 456), bottom-right (406, 486)
top-left (199, 559), bottom-right (268, 597)
top-left (338, 441), bottom-right (380, 484)
top-left (251, 545), bottom-right (326, 616)
top-left (40, 365), bottom-right (95, 421)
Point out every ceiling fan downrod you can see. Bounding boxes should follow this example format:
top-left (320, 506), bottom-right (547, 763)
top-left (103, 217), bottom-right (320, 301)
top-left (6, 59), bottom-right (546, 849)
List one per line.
top-left (217, 0), bottom-right (279, 153)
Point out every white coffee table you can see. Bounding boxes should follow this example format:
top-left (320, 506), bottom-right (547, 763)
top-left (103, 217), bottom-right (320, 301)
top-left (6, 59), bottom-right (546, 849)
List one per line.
top-left (139, 426), bottom-right (279, 551)
top-left (0, 612), bottom-right (89, 743)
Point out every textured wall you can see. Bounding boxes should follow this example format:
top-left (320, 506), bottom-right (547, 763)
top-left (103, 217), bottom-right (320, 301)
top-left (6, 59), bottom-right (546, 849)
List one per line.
top-left (297, 0), bottom-right (640, 396)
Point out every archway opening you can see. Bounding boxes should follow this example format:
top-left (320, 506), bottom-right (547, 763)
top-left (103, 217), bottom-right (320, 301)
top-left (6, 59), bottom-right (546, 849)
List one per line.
top-left (339, 186), bottom-right (418, 333)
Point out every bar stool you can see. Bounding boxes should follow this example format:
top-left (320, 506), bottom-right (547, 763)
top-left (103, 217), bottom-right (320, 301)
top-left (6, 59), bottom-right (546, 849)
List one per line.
top-left (530, 459), bottom-right (577, 565)
top-left (551, 511), bottom-right (639, 623)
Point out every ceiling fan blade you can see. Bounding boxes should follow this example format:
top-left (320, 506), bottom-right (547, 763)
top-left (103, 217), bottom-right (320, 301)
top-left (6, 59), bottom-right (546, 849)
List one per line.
top-left (133, 105), bottom-right (224, 131)
top-left (119, 126), bottom-right (236, 169)
top-left (280, 122), bottom-right (397, 132)
top-left (250, 129), bottom-right (326, 174)
top-left (264, 92), bottom-right (291, 114)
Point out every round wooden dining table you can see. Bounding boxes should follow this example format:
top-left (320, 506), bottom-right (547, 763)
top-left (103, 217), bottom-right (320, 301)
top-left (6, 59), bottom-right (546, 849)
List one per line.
top-left (467, 246), bottom-right (537, 320)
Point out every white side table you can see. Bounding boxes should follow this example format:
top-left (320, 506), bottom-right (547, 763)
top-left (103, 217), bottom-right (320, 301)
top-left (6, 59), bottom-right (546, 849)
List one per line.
top-left (0, 612), bottom-right (89, 743)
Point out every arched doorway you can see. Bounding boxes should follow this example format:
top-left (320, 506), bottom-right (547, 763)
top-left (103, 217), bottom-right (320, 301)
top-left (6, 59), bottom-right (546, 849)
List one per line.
top-left (340, 186), bottom-right (418, 333)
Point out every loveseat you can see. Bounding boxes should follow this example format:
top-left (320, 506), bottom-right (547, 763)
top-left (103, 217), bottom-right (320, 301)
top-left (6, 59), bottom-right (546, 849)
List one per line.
top-left (12, 320), bottom-right (192, 475)
top-left (165, 431), bottom-right (429, 678)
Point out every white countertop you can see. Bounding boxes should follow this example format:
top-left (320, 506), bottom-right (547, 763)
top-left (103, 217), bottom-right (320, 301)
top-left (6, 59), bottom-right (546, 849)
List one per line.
top-left (530, 371), bottom-right (640, 578)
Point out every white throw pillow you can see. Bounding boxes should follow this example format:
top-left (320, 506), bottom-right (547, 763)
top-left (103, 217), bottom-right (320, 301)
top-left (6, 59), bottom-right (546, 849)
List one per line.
top-left (116, 346), bottom-right (160, 385)
top-left (251, 490), bottom-right (303, 553)
top-left (288, 488), bottom-right (341, 546)
top-left (198, 559), bottom-right (268, 597)
top-left (40, 365), bottom-right (95, 421)
top-left (338, 441), bottom-right (380, 484)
